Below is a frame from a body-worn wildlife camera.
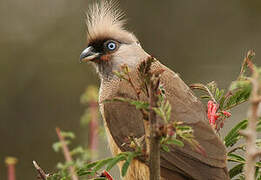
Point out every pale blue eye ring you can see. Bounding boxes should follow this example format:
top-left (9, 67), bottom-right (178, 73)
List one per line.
top-left (107, 42), bottom-right (117, 51)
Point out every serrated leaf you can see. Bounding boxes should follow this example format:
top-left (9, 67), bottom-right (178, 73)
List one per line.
top-left (225, 118), bottom-right (261, 147)
top-left (219, 95), bottom-right (226, 110)
top-left (176, 125), bottom-right (193, 133)
top-left (130, 100), bottom-right (149, 110)
top-left (161, 144), bottom-right (170, 152)
top-left (153, 107), bottom-right (164, 119)
top-left (93, 158), bottom-right (114, 172)
top-left (106, 155), bottom-right (126, 171)
top-left (52, 141), bottom-right (71, 152)
top-left (70, 146), bottom-right (85, 156)
top-left (229, 163), bottom-right (244, 178)
top-left (227, 153), bottom-right (245, 163)
top-left (60, 131), bottom-right (75, 139)
top-left (215, 88), bottom-right (220, 100)
top-left (225, 85), bottom-right (251, 110)
top-left (166, 139), bottom-right (184, 147)
top-left (121, 153), bottom-right (134, 177)
top-left (77, 170), bottom-right (93, 176)
top-left (218, 89), bottom-right (225, 101)
top-left (80, 161), bottom-right (99, 172)
top-left (166, 104), bottom-right (172, 122)
top-left (224, 120), bottom-right (248, 147)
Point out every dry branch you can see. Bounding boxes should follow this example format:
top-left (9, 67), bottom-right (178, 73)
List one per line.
top-left (148, 77), bottom-right (161, 180)
top-left (33, 161), bottom-right (48, 180)
top-left (56, 128), bottom-right (78, 180)
top-left (240, 50), bottom-right (261, 180)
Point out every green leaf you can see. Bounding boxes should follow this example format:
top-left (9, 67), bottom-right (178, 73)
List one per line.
top-left (225, 118), bottom-right (261, 147)
top-left (224, 120), bottom-right (247, 147)
top-left (215, 88), bottom-right (220, 100)
top-left (106, 155), bottom-right (126, 171)
top-left (153, 107), bottom-right (164, 119)
top-left (227, 153), bottom-right (245, 163)
top-left (225, 82), bottom-right (251, 110)
top-left (161, 144), bottom-right (170, 152)
top-left (217, 89), bottom-right (224, 101)
top-left (77, 170), bottom-right (93, 176)
top-left (60, 131), bottom-right (75, 139)
top-left (130, 100), bottom-right (149, 110)
top-left (93, 157), bottom-right (114, 172)
top-left (70, 146), bottom-right (85, 156)
top-left (52, 141), bottom-right (71, 152)
top-left (121, 153), bottom-right (135, 177)
top-left (80, 161), bottom-right (99, 172)
top-left (219, 95), bottom-right (226, 110)
top-left (229, 163), bottom-right (244, 179)
top-left (166, 139), bottom-right (184, 147)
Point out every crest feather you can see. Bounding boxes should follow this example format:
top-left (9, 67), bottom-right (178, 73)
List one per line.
top-left (86, 0), bottom-right (137, 44)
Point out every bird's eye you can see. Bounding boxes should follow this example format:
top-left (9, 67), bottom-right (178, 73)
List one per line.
top-left (105, 41), bottom-right (117, 51)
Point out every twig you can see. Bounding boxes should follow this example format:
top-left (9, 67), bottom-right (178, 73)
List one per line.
top-left (5, 157), bottom-right (17, 180)
top-left (148, 75), bottom-right (161, 180)
top-left (240, 50), bottom-right (261, 180)
top-left (32, 161), bottom-right (48, 180)
top-left (136, 57), bottom-right (161, 180)
top-left (190, 83), bottom-right (217, 104)
top-left (56, 128), bottom-right (78, 180)
top-left (238, 50), bottom-right (255, 80)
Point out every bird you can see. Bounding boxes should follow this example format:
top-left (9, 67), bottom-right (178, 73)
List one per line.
top-left (80, 1), bottom-right (229, 180)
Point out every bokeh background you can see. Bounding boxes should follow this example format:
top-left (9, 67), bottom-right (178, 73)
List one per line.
top-left (1, 0), bottom-right (261, 179)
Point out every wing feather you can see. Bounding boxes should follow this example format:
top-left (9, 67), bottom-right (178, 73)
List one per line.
top-left (99, 61), bottom-right (229, 179)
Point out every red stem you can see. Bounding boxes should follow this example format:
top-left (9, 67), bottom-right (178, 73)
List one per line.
top-left (56, 128), bottom-right (78, 180)
top-left (8, 165), bottom-right (15, 180)
top-left (5, 157), bottom-right (17, 180)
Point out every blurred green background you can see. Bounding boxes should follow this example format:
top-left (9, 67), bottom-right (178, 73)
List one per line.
top-left (1, 0), bottom-right (261, 179)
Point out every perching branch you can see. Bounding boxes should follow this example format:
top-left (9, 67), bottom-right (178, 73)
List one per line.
top-left (138, 57), bottom-right (162, 180)
top-left (240, 50), bottom-right (261, 180)
top-left (148, 74), bottom-right (161, 180)
top-left (56, 128), bottom-right (78, 180)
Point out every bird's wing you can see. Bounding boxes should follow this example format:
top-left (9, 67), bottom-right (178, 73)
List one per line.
top-left (100, 61), bottom-right (229, 179)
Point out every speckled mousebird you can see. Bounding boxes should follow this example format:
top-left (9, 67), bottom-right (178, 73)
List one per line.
top-left (80, 1), bottom-right (229, 180)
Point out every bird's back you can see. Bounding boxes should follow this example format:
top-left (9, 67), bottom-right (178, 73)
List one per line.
top-left (99, 60), bottom-right (229, 180)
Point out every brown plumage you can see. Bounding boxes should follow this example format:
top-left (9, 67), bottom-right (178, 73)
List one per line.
top-left (80, 1), bottom-right (229, 179)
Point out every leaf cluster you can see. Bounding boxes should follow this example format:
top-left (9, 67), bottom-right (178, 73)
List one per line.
top-left (77, 151), bottom-right (141, 178)
top-left (224, 118), bottom-right (261, 179)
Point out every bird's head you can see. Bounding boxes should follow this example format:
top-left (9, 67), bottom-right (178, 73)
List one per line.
top-left (80, 1), bottom-right (149, 79)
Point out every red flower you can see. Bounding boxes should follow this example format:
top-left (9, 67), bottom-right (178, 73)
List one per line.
top-left (221, 111), bottom-right (231, 118)
top-left (207, 100), bottom-right (219, 126)
top-left (207, 100), bottom-right (232, 128)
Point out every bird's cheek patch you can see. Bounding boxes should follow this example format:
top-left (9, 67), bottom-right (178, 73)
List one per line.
top-left (100, 54), bottom-right (112, 61)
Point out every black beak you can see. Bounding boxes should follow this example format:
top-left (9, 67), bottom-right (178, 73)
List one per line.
top-left (80, 46), bottom-right (100, 63)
